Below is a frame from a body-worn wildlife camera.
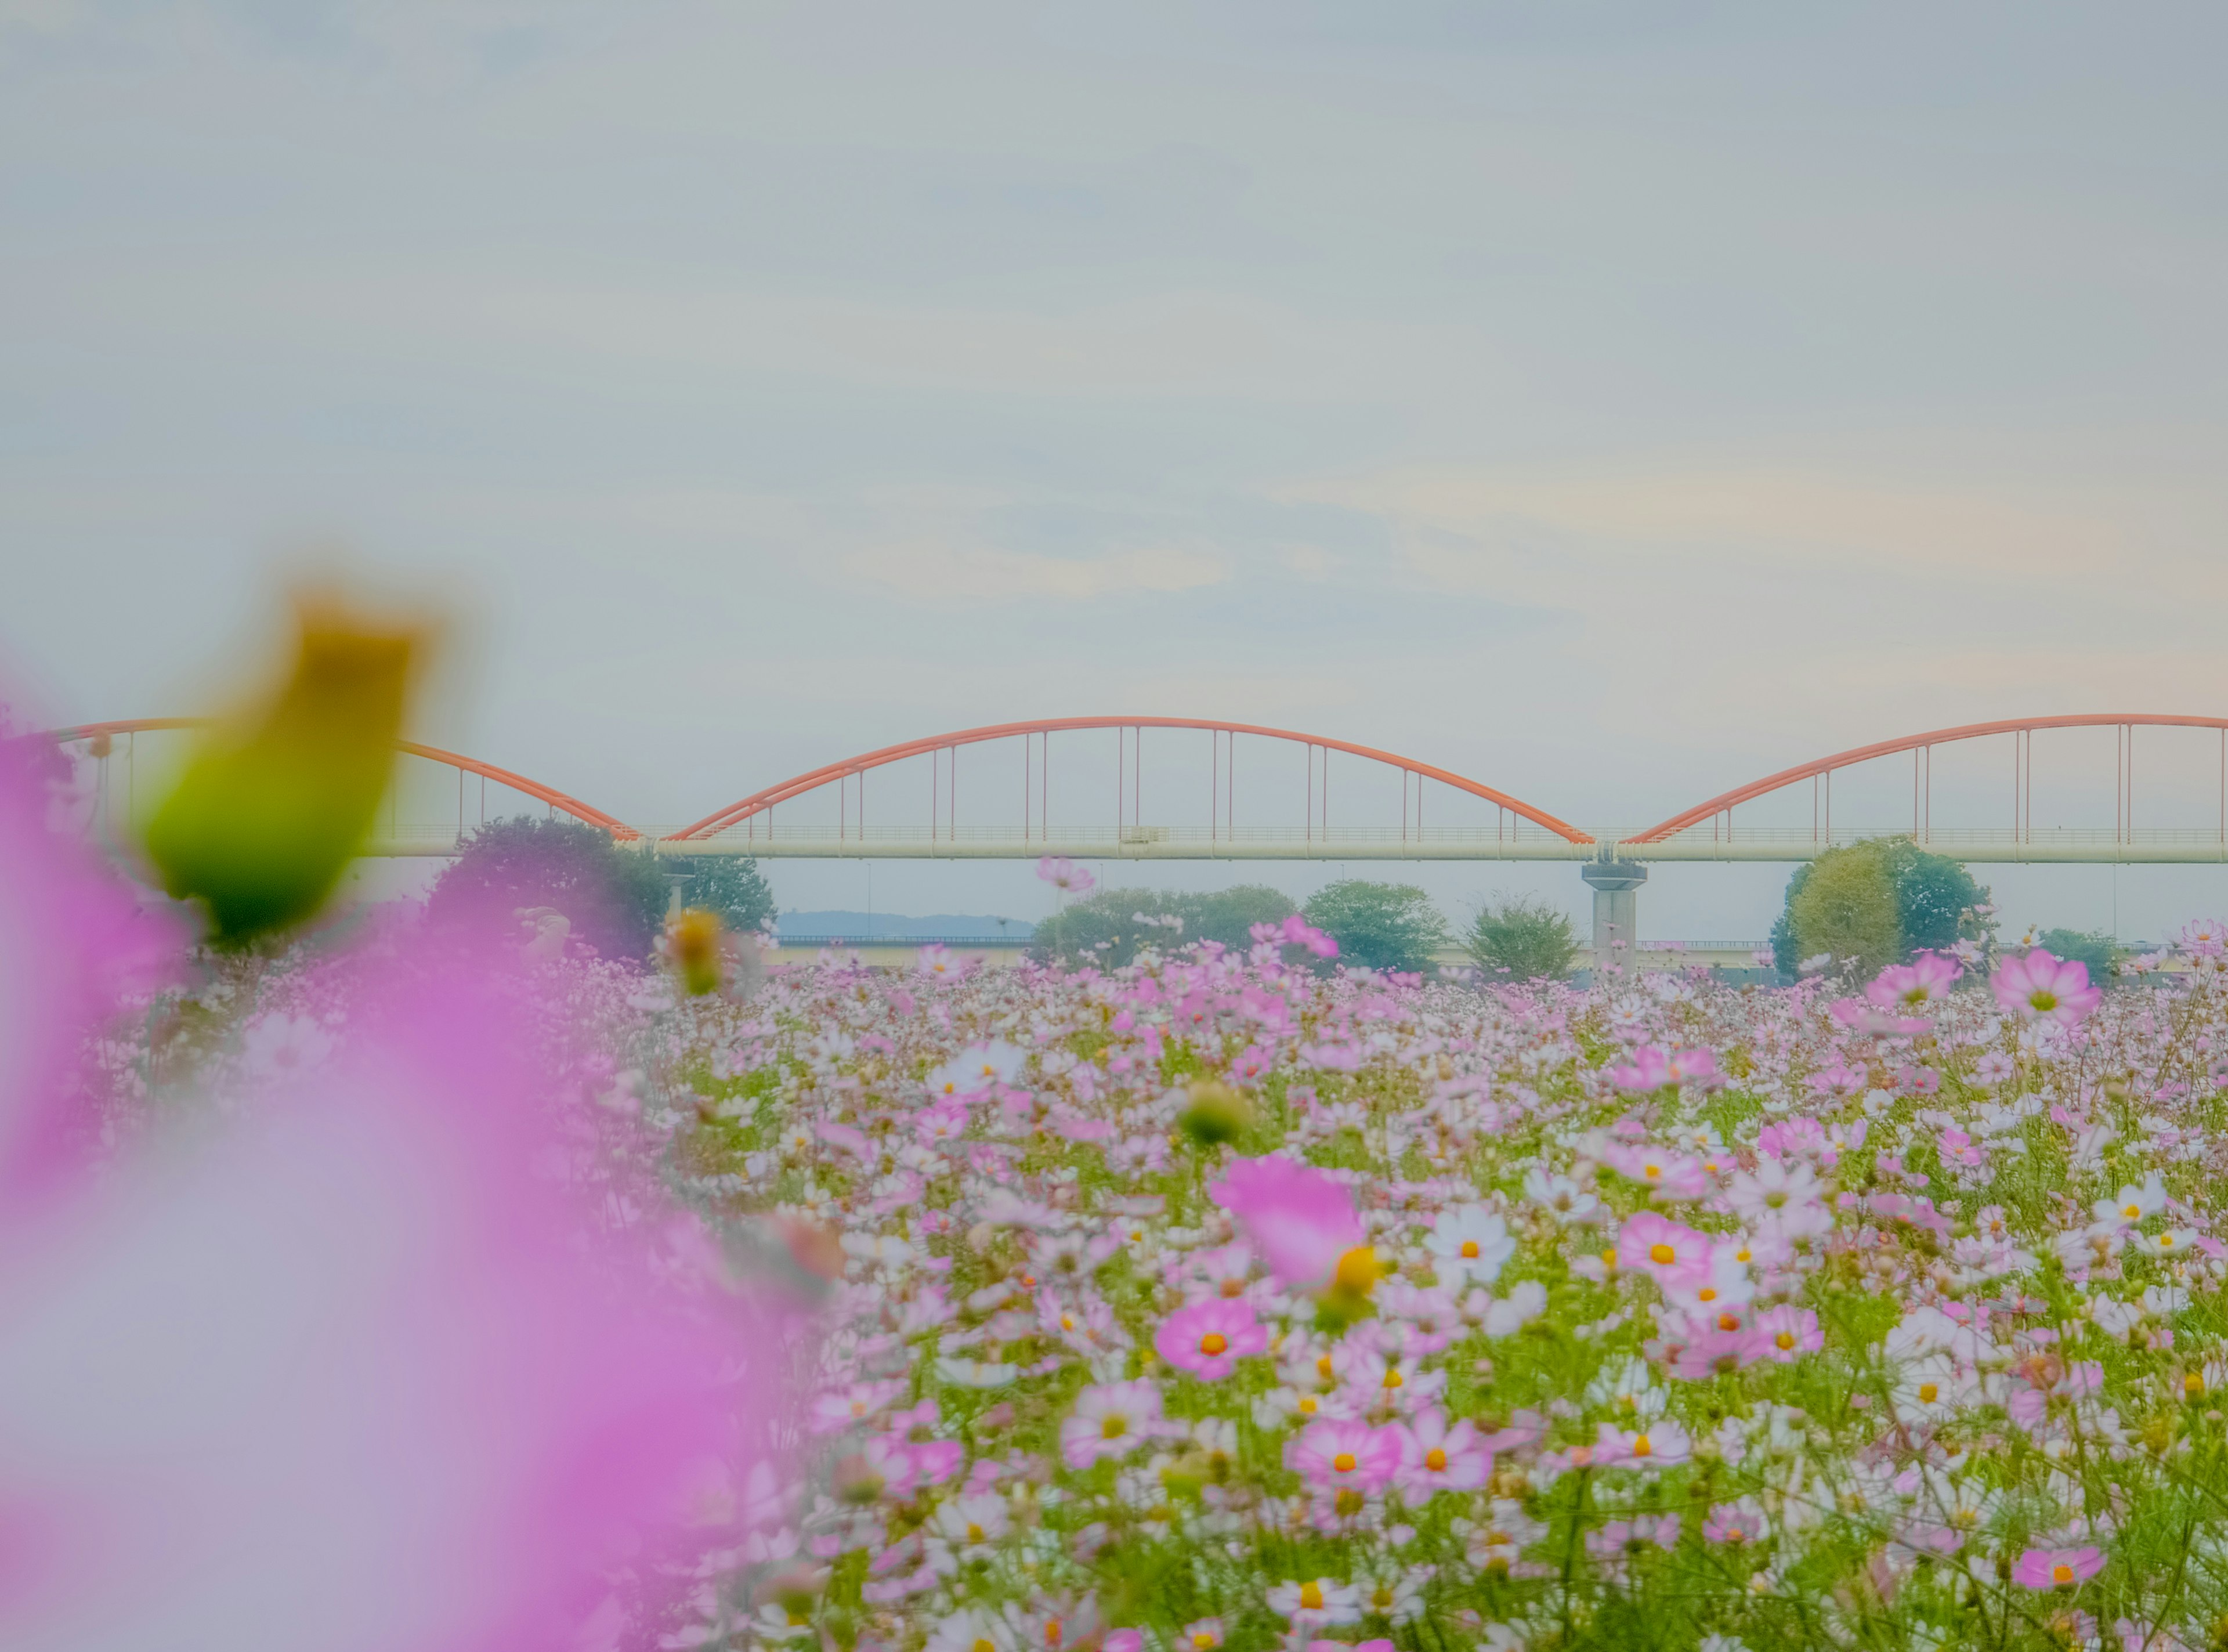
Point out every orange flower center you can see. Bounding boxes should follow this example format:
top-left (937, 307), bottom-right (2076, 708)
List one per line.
top-left (2051, 1563), bottom-right (2074, 1586)
top-left (1332, 1452), bottom-right (1357, 1473)
top-left (1200, 1332), bottom-right (1228, 1356)
top-left (1426, 1448), bottom-right (1448, 1472)
top-left (1632, 1434), bottom-right (1653, 1458)
top-left (1460, 1239), bottom-right (1481, 1258)
top-left (1649, 1243), bottom-right (1674, 1266)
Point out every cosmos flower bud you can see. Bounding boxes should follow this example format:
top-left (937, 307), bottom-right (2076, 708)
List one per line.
top-left (1178, 1079), bottom-right (1253, 1145)
top-left (143, 595), bottom-right (424, 944)
top-left (667, 907), bottom-right (725, 995)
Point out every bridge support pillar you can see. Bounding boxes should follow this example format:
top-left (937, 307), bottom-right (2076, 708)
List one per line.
top-left (1580, 858), bottom-right (1647, 975)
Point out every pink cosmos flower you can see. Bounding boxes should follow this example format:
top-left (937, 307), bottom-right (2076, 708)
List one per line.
top-left (1593, 1418), bottom-right (1692, 1467)
top-left (1210, 1155), bottom-right (1372, 1294)
top-left (1993, 949), bottom-right (2103, 1026)
top-left (1037, 856), bottom-right (1097, 896)
top-left (1392, 1407), bottom-right (1492, 1498)
top-left (1866, 952), bottom-right (1962, 1010)
top-left (1288, 1416), bottom-right (1402, 1494)
top-left (2013, 1546), bottom-right (2105, 1590)
top-left (1252, 913), bottom-right (1339, 959)
top-left (1605, 1046), bottom-right (1720, 1091)
top-left (1615, 1210), bottom-right (1715, 1291)
top-left (1153, 1299), bottom-right (1268, 1380)
top-left (1060, 1379), bottom-right (1164, 1470)
top-left (1601, 1141), bottom-right (1709, 1201)
top-left (0, 897), bottom-right (782, 1652)
top-left (1753, 1304), bottom-right (1825, 1361)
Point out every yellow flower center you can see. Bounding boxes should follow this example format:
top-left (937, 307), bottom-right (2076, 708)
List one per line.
top-left (1426, 1448), bottom-right (1448, 1472)
top-left (1918, 1382), bottom-right (1938, 1402)
top-left (1300, 1582), bottom-right (1325, 1611)
top-left (2187, 1373), bottom-right (2205, 1396)
top-left (1460, 1239), bottom-right (1481, 1258)
top-left (1193, 1637), bottom-right (1215, 1650)
top-left (975, 1640), bottom-right (997, 1652)
top-left (1332, 1452), bottom-right (1358, 1473)
top-left (1101, 1416), bottom-right (1127, 1440)
top-left (1632, 1434), bottom-right (1653, 1458)
top-left (2125, 1203), bottom-right (2142, 1219)
top-left (1333, 1246), bottom-right (1380, 1296)
top-left (1601, 1248), bottom-right (1618, 1268)
top-left (2051, 1563), bottom-right (2074, 1586)
top-left (1649, 1243), bottom-right (1675, 1266)
top-left (1297, 1396), bottom-right (1318, 1414)
top-left (1317, 1355), bottom-right (1335, 1380)
top-left (1200, 1332), bottom-right (1229, 1356)
top-left (967, 1523), bottom-right (986, 1543)
top-left (1698, 1286), bottom-right (1718, 1303)
top-left (1775, 1331), bottom-right (1796, 1351)
top-left (1643, 1164), bottom-right (1662, 1179)
top-left (1383, 1369), bottom-right (1404, 1389)
top-left (2161, 1234), bottom-right (2178, 1248)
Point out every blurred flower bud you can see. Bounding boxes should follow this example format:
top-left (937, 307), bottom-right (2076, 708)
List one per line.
top-left (144, 596), bottom-right (424, 944)
top-left (1178, 1079), bottom-right (1253, 1146)
top-left (667, 907), bottom-right (724, 996)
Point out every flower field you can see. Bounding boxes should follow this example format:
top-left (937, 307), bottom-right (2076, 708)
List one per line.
top-left (23, 797), bottom-right (2228, 1649)
top-left (569, 910), bottom-right (2228, 1651)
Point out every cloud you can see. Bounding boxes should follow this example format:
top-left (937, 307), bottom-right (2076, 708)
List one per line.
top-left (841, 541), bottom-right (1227, 604)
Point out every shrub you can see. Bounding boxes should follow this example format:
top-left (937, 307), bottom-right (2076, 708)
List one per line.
top-left (1032, 884), bottom-right (1296, 967)
top-left (2035, 926), bottom-right (2118, 978)
top-left (427, 816), bottom-right (670, 960)
top-left (1301, 879), bottom-right (1448, 975)
top-left (1462, 894), bottom-right (1580, 982)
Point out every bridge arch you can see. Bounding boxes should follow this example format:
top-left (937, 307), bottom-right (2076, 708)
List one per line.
top-left (670, 715), bottom-right (1592, 844)
top-left (1629, 713), bottom-right (2228, 845)
top-left (44, 718), bottom-right (639, 840)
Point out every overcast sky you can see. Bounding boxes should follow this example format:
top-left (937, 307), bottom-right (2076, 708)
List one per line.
top-left (6, 2), bottom-right (2227, 934)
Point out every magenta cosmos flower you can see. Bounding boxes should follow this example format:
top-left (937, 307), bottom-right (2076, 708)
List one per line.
top-left (1992, 949), bottom-right (2103, 1025)
top-left (1289, 1416), bottom-right (1402, 1493)
top-left (1210, 1155), bottom-right (1373, 1294)
top-left (1153, 1299), bottom-right (1268, 1380)
top-left (2013, 1545), bottom-right (2105, 1589)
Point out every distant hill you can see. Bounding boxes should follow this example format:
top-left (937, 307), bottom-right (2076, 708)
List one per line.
top-left (775, 909), bottom-right (1035, 941)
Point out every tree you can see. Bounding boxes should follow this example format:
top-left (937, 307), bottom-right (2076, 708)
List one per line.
top-left (1301, 880), bottom-right (1448, 975)
top-left (2035, 927), bottom-right (2118, 978)
top-left (1031, 884), bottom-right (1297, 967)
top-left (1773, 838), bottom-right (1990, 979)
top-left (427, 816), bottom-right (670, 961)
top-left (1779, 841), bottom-right (1902, 978)
top-left (1463, 894), bottom-right (1580, 982)
top-left (665, 855), bottom-right (775, 935)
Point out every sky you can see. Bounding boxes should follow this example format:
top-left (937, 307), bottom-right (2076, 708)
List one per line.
top-left (6, 1), bottom-right (2228, 938)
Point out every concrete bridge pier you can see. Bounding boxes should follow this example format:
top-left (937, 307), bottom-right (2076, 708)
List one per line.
top-left (1580, 856), bottom-right (1648, 974)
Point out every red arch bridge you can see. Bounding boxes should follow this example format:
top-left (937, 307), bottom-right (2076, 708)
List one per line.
top-left (48, 713), bottom-right (2228, 867)
top-left (52, 713), bottom-right (2228, 961)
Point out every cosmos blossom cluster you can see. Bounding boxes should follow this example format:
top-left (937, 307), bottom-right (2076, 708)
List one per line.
top-left (32, 809), bottom-right (2228, 1652)
top-left (574, 893), bottom-right (2228, 1652)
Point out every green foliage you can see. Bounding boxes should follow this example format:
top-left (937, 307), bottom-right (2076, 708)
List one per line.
top-left (428, 815), bottom-right (671, 960)
top-left (1463, 893), bottom-right (1580, 982)
top-left (1030, 884), bottom-right (1296, 967)
top-left (2037, 926), bottom-right (2119, 978)
top-left (1773, 838), bottom-right (1990, 977)
top-left (663, 854), bottom-right (775, 934)
top-left (1781, 841), bottom-right (1903, 977)
top-left (1301, 879), bottom-right (1448, 974)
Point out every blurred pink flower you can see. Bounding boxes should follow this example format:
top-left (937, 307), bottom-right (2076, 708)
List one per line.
top-left (1153, 1299), bottom-right (1268, 1380)
top-left (2013, 1545), bottom-right (2104, 1589)
top-left (1600, 1142), bottom-right (1709, 1201)
top-left (0, 748), bottom-right (791, 1651)
top-left (1605, 1046), bottom-right (1720, 1091)
top-left (1059, 1379), bottom-right (1164, 1470)
top-left (1210, 1155), bottom-right (1370, 1294)
top-left (1992, 949), bottom-right (2103, 1025)
top-left (1037, 856), bottom-right (1096, 896)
